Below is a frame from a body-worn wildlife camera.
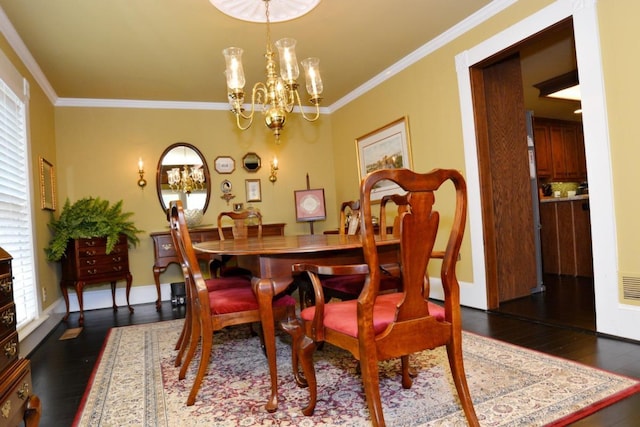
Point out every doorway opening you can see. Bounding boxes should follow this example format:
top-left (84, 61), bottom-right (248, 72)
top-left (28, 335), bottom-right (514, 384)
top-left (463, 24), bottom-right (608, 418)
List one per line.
top-left (468, 19), bottom-right (595, 331)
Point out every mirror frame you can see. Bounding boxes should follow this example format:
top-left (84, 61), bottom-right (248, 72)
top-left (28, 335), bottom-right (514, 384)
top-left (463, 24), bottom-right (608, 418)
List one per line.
top-left (156, 142), bottom-right (211, 214)
top-left (242, 152), bottom-right (262, 172)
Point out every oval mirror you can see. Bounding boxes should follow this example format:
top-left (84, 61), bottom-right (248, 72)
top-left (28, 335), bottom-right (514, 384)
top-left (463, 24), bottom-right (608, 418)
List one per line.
top-left (242, 152), bottom-right (261, 172)
top-left (156, 142), bottom-right (211, 214)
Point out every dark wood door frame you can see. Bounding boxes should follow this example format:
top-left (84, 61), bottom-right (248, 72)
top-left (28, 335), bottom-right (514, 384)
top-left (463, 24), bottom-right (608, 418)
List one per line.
top-left (470, 54), bottom-right (538, 309)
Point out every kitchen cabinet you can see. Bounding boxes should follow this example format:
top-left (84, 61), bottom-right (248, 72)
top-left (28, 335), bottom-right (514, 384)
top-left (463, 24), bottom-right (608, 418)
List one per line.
top-left (533, 124), bottom-right (553, 177)
top-left (539, 197), bottom-right (592, 277)
top-left (534, 118), bottom-right (586, 181)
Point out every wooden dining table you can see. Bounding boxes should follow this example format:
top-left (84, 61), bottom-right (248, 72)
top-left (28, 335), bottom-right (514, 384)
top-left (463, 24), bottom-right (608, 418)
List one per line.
top-left (193, 233), bottom-right (399, 412)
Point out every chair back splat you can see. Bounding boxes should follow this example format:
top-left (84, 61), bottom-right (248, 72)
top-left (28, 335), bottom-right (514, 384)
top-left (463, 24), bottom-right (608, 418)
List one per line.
top-left (290, 168), bottom-right (479, 427)
top-left (217, 210), bottom-right (263, 240)
top-left (212, 210), bottom-right (263, 278)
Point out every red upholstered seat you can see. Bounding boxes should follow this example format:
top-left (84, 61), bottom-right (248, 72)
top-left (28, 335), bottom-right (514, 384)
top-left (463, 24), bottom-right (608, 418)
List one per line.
top-left (301, 293), bottom-right (445, 337)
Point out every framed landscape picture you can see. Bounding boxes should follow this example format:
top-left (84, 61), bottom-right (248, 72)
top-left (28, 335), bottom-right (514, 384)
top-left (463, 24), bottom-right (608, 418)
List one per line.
top-left (355, 117), bottom-right (413, 200)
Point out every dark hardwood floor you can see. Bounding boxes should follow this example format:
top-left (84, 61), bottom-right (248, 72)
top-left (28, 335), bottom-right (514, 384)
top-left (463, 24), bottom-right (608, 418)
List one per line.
top-left (26, 277), bottom-right (639, 427)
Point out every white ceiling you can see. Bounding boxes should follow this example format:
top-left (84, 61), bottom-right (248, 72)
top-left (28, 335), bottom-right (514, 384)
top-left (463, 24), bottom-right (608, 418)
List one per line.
top-left (0, 0), bottom-right (580, 120)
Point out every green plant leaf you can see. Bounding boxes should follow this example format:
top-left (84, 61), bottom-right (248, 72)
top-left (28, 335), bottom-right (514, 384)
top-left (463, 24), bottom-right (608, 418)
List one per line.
top-left (45, 197), bottom-right (143, 261)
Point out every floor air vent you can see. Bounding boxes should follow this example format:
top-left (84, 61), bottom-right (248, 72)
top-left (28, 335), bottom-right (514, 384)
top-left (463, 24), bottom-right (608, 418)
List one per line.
top-left (621, 274), bottom-right (640, 305)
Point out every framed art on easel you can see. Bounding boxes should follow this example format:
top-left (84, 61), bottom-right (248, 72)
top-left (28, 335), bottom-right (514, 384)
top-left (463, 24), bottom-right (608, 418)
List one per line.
top-left (294, 188), bottom-right (326, 222)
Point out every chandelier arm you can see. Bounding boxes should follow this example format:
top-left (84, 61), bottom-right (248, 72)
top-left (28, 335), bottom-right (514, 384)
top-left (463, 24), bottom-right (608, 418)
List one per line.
top-left (233, 81), bottom-right (267, 130)
top-left (234, 113), bottom-right (253, 131)
top-left (293, 89), bottom-right (321, 122)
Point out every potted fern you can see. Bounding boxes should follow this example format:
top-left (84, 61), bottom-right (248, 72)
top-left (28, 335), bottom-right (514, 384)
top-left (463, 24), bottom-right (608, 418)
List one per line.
top-left (45, 197), bottom-right (143, 262)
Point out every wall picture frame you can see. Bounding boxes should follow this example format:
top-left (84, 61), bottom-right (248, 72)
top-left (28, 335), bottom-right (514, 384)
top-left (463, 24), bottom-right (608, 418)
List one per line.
top-left (294, 188), bottom-right (326, 222)
top-left (245, 179), bottom-right (262, 202)
top-left (355, 116), bottom-right (413, 200)
top-left (39, 156), bottom-right (57, 211)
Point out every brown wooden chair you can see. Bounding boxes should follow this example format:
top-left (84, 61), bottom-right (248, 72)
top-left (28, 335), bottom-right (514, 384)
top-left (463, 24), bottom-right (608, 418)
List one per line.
top-left (299, 200), bottom-right (401, 309)
top-left (210, 210), bottom-right (263, 278)
top-left (289, 168), bottom-right (479, 427)
top-left (168, 207), bottom-right (253, 369)
top-left (168, 201), bottom-right (297, 406)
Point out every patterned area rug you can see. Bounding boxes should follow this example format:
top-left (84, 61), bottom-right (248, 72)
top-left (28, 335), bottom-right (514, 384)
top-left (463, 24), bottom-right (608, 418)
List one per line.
top-left (74, 319), bottom-right (639, 426)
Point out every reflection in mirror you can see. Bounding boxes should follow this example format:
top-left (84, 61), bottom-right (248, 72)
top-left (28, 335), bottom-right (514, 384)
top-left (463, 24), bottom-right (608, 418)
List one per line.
top-left (242, 152), bottom-right (261, 172)
top-left (156, 142), bottom-right (211, 214)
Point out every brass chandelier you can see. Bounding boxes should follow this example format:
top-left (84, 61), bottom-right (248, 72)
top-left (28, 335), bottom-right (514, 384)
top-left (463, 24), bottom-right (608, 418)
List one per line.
top-left (222, 0), bottom-right (323, 142)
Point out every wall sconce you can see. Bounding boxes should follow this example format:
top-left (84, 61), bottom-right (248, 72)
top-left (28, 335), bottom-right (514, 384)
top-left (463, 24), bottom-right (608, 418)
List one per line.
top-left (137, 158), bottom-right (147, 188)
top-left (269, 157), bottom-right (279, 183)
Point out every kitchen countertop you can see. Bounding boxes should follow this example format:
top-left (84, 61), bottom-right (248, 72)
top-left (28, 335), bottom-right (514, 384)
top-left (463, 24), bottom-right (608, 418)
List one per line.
top-left (539, 194), bottom-right (589, 203)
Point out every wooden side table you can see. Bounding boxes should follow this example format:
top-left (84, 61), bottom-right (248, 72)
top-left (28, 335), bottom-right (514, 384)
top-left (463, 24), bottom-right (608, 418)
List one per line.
top-left (60, 235), bottom-right (133, 326)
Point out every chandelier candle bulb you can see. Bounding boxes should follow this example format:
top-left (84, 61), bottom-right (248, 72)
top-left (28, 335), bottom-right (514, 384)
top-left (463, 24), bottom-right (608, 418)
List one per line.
top-left (223, 48), bottom-right (245, 90)
top-left (275, 38), bottom-right (299, 82)
top-left (302, 57), bottom-right (322, 101)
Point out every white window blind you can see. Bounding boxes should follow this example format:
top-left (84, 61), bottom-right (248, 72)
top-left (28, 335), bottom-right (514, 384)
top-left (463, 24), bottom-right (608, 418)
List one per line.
top-left (0, 59), bottom-right (37, 329)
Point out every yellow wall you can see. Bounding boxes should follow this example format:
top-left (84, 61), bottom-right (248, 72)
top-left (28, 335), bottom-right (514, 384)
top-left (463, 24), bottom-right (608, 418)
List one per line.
top-left (597, 0), bottom-right (640, 276)
top-left (54, 107), bottom-right (335, 288)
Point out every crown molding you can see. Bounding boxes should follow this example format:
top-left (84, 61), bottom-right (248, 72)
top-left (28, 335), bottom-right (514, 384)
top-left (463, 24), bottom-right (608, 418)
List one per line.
top-left (328, 0), bottom-right (517, 113)
top-left (0, 6), bottom-right (57, 104)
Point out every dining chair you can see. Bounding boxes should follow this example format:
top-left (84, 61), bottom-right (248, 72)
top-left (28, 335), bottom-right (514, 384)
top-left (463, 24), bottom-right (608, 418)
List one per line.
top-left (290, 168), bottom-right (479, 427)
top-left (168, 201), bottom-right (298, 406)
top-left (168, 207), bottom-right (253, 369)
top-left (299, 199), bottom-right (401, 309)
top-left (210, 209), bottom-right (263, 278)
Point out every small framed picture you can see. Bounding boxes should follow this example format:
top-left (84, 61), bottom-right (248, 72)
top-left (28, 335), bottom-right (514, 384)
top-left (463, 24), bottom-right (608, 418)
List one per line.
top-left (39, 157), bottom-right (56, 211)
top-left (294, 188), bottom-right (326, 222)
top-left (214, 156), bottom-right (235, 174)
top-left (245, 179), bottom-right (262, 202)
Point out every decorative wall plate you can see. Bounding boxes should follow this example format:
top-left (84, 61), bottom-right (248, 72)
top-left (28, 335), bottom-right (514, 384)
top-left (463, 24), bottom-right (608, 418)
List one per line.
top-left (221, 179), bottom-right (233, 193)
top-left (214, 156), bottom-right (235, 174)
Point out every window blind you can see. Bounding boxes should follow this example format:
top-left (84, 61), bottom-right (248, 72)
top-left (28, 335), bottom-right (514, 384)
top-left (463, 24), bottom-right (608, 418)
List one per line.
top-left (0, 71), bottom-right (37, 329)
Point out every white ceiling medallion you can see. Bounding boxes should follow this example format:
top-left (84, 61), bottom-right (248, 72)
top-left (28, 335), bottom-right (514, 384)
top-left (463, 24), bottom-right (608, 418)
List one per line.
top-left (209, 0), bottom-right (321, 23)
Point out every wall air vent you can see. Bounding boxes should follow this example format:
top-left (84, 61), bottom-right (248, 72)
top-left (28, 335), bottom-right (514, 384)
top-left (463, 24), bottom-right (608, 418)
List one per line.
top-left (621, 273), bottom-right (640, 306)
